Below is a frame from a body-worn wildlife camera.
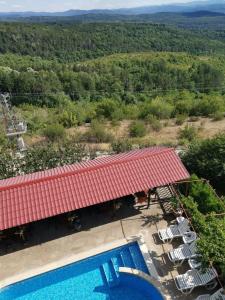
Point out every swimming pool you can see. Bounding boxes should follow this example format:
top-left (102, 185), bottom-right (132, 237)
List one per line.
top-left (0, 242), bottom-right (164, 300)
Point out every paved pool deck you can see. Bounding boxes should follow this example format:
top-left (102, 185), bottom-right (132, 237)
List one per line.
top-left (0, 201), bottom-right (216, 299)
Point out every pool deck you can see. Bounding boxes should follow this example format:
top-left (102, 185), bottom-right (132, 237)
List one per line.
top-left (0, 201), bottom-right (217, 299)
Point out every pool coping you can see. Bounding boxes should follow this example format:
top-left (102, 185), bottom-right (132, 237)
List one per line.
top-left (135, 234), bottom-right (160, 281)
top-left (0, 235), bottom-right (160, 291)
top-left (0, 238), bottom-right (127, 289)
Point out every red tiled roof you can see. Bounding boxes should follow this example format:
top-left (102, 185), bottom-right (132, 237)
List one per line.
top-left (0, 147), bottom-right (189, 230)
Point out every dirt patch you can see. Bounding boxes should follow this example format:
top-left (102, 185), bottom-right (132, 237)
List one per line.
top-left (25, 117), bottom-right (225, 149)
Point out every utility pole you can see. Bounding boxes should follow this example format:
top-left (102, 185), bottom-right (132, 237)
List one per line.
top-left (0, 93), bottom-right (27, 155)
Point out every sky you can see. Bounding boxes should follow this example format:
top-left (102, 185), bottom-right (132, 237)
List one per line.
top-left (0, 0), bottom-right (209, 12)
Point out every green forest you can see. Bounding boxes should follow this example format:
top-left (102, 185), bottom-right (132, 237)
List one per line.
top-left (0, 22), bottom-right (225, 62)
top-left (0, 21), bottom-right (225, 150)
top-left (0, 52), bottom-right (225, 127)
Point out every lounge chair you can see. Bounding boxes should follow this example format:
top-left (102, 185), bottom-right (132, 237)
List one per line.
top-left (175, 267), bottom-right (218, 295)
top-left (195, 288), bottom-right (225, 300)
top-left (168, 240), bottom-right (198, 265)
top-left (158, 218), bottom-right (190, 243)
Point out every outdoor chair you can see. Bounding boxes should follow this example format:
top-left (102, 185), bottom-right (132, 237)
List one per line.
top-left (158, 218), bottom-right (190, 243)
top-left (168, 240), bottom-right (198, 265)
top-left (195, 288), bottom-right (225, 300)
top-left (175, 267), bottom-right (218, 295)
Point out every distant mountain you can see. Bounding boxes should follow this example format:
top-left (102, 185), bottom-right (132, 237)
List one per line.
top-left (1, 0), bottom-right (225, 19)
top-left (182, 10), bottom-right (225, 17)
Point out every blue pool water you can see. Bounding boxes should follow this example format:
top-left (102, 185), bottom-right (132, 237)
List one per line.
top-left (0, 242), bottom-right (164, 300)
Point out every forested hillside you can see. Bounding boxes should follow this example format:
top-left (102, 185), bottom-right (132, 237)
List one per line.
top-left (0, 21), bottom-right (225, 154)
top-left (0, 52), bottom-right (224, 107)
top-left (0, 22), bottom-right (225, 62)
top-left (0, 51), bottom-right (224, 139)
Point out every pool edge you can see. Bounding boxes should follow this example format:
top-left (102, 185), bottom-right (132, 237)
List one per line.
top-left (0, 234), bottom-right (160, 291)
top-left (0, 238), bottom-right (128, 289)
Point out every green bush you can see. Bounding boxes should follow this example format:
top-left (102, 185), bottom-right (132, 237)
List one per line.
top-left (189, 175), bottom-right (225, 214)
top-left (140, 99), bottom-right (174, 120)
top-left (58, 111), bottom-right (78, 128)
top-left (181, 196), bottom-right (207, 232)
top-left (129, 121), bottom-right (147, 138)
top-left (191, 95), bottom-right (224, 117)
top-left (111, 139), bottom-right (132, 153)
top-left (0, 127), bottom-right (7, 150)
top-left (212, 111), bottom-right (224, 121)
top-left (181, 196), bottom-right (225, 278)
top-left (175, 114), bottom-right (187, 125)
top-left (95, 99), bottom-right (123, 120)
top-left (146, 115), bottom-right (162, 132)
top-left (83, 120), bottom-right (114, 143)
top-left (123, 104), bottom-right (139, 120)
top-left (174, 93), bottom-right (194, 115)
top-left (137, 139), bottom-right (157, 148)
top-left (43, 123), bottom-right (65, 142)
top-left (179, 125), bottom-right (198, 142)
top-left (197, 217), bottom-right (225, 278)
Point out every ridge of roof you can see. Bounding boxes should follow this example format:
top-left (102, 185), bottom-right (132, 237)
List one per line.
top-left (0, 147), bottom-right (173, 192)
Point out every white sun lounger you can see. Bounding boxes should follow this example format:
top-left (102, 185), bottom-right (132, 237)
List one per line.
top-left (175, 267), bottom-right (218, 295)
top-left (168, 240), bottom-right (198, 265)
top-left (158, 218), bottom-right (190, 243)
top-left (195, 288), bottom-right (225, 300)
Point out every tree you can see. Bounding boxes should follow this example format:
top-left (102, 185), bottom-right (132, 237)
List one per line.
top-left (43, 124), bottom-right (66, 142)
top-left (192, 63), bottom-right (224, 92)
top-left (0, 143), bottom-right (87, 179)
top-left (129, 121), bottom-right (146, 138)
top-left (0, 150), bottom-right (19, 179)
top-left (95, 99), bottom-right (122, 120)
top-left (111, 139), bottom-right (132, 153)
top-left (83, 120), bottom-right (114, 143)
top-left (179, 125), bottom-right (198, 142)
top-left (182, 134), bottom-right (225, 192)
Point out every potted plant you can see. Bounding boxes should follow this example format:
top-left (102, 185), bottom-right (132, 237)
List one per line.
top-left (170, 196), bottom-right (183, 217)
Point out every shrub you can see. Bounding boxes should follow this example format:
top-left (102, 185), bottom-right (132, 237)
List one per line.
top-left (140, 99), bottom-right (173, 120)
top-left (175, 114), bottom-right (187, 125)
top-left (181, 196), bottom-right (206, 232)
top-left (58, 111), bottom-right (77, 128)
top-left (191, 95), bottom-right (224, 117)
top-left (179, 125), bottom-right (198, 142)
top-left (0, 128), bottom-right (8, 150)
top-left (181, 196), bottom-right (225, 279)
top-left (111, 139), bottom-right (132, 153)
top-left (197, 216), bottom-right (225, 277)
top-left (83, 120), bottom-right (113, 143)
top-left (123, 104), bottom-right (139, 120)
top-left (43, 123), bottom-right (65, 142)
top-left (95, 99), bottom-right (122, 120)
top-left (174, 96), bottom-right (194, 115)
top-left (178, 138), bottom-right (189, 146)
top-left (146, 115), bottom-right (162, 132)
top-left (212, 111), bottom-right (224, 121)
top-left (189, 175), bottom-right (225, 214)
top-left (129, 121), bottom-right (147, 138)
top-left (137, 139), bottom-right (157, 148)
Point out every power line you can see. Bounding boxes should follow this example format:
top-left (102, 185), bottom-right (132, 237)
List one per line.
top-left (7, 85), bottom-right (225, 97)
